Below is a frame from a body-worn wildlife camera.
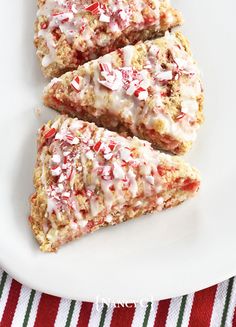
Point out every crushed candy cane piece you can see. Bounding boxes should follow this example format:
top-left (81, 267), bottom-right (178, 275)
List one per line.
top-left (99, 13), bottom-right (110, 23)
top-left (86, 150), bottom-right (94, 160)
top-left (52, 12), bottom-right (74, 22)
top-left (45, 128), bottom-right (56, 139)
top-left (52, 154), bottom-right (61, 164)
top-left (71, 76), bottom-right (81, 92)
top-left (62, 191), bottom-right (70, 198)
top-left (40, 22), bottom-right (48, 30)
top-left (85, 3), bottom-right (100, 15)
top-left (93, 141), bottom-right (102, 152)
top-left (108, 141), bottom-right (117, 151)
top-left (176, 113), bottom-right (185, 120)
top-left (104, 153), bottom-right (113, 160)
top-left (99, 63), bottom-right (112, 74)
top-left (113, 162), bottom-right (125, 179)
top-left (156, 71), bottom-right (173, 81)
top-left (119, 148), bottom-right (131, 162)
top-left (71, 4), bottom-right (78, 14)
top-left (149, 44), bottom-right (160, 56)
top-left (134, 87), bottom-right (148, 100)
top-left (51, 166), bottom-right (62, 176)
top-left (58, 173), bottom-right (67, 183)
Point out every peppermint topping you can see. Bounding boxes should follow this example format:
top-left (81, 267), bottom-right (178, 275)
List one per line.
top-left (71, 76), bottom-right (81, 92)
top-left (52, 154), bottom-right (61, 164)
top-left (97, 63), bottom-right (150, 100)
top-left (156, 71), bottom-right (173, 81)
top-left (37, 0), bottom-right (161, 68)
top-left (40, 118), bottom-right (163, 227)
top-left (98, 69), bottom-right (123, 91)
top-left (60, 33), bottom-right (202, 143)
top-left (134, 87), bottom-right (149, 100)
top-left (85, 3), bottom-right (101, 15)
top-left (45, 128), bottom-right (56, 139)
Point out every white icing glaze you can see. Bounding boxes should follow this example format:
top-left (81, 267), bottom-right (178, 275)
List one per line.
top-left (58, 32), bottom-right (202, 144)
top-left (122, 45), bottom-right (135, 66)
top-left (37, 0), bottom-right (162, 67)
top-left (39, 117), bottom-right (165, 225)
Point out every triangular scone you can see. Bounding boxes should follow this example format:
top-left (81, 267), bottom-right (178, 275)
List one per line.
top-left (30, 116), bottom-right (200, 252)
top-left (44, 32), bottom-right (204, 155)
top-left (35, 0), bottom-right (182, 77)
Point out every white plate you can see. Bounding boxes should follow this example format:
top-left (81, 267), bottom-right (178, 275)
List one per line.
top-left (0, 0), bottom-right (236, 303)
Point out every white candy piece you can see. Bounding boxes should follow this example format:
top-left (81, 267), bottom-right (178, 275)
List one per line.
top-left (51, 166), bottom-right (62, 176)
top-left (52, 154), bottom-right (61, 164)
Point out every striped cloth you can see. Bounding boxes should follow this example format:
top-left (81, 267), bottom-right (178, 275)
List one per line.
top-left (1, 268), bottom-right (236, 327)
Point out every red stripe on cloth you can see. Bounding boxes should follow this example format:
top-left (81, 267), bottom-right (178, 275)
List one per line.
top-left (0, 279), bottom-right (22, 327)
top-left (153, 299), bottom-right (171, 327)
top-left (232, 306), bottom-right (236, 327)
top-left (77, 302), bottom-right (93, 327)
top-left (34, 293), bottom-right (60, 327)
top-left (188, 285), bottom-right (217, 327)
top-left (110, 304), bottom-right (135, 327)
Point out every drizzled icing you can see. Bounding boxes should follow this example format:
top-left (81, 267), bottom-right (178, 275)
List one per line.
top-left (36, 0), bottom-right (161, 67)
top-left (47, 32), bottom-right (203, 143)
top-left (39, 117), bottom-right (164, 226)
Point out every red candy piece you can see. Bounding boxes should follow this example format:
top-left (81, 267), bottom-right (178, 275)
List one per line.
top-left (85, 3), bottom-right (100, 15)
top-left (45, 128), bottom-right (56, 139)
top-left (181, 178), bottom-right (200, 192)
top-left (134, 87), bottom-right (146, 97)
top-left (40, 22), bottom-right (48, 29)
top-left (176, 113), bottom-right (185, 120)
top-left (99, 63), bottom-right (112, 74)
top-left (71, 76), bottom-right (81, 92)
top-left (93, 141), bottom-right (102, 152)
top-left (108, 141), bottom-right (116, 151)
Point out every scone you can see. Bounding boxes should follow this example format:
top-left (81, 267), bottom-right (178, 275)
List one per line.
top-left (29, 116), bottom-right (200, 252)
top-left (35, 0), bottom-right (182, 77)
top-left (44, 32), bottom-right (204, 155)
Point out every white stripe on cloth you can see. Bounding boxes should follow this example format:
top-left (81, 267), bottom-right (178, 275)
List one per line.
top-left (0, 275), bottom-right (12, 321)
top-left (69, 301), bottom-right (82, 327)
top-left (147, 301), bottom-right (159, 327)
top-left (103, 306), bottom-right (114, 327)
top-left (210, 280), bottom-right (229, 327)
top-left (54, 298), bottom-right (72, 327)
top-left (131, 302), bottom-right (148, 327)
top-left (88, 303), bottom-right (102, 327)
top-left (226, 278), bottom-right (236, 327)
top-left (26, 291), bottom-right (42, 327)
top-left (11, 285), bottom-right (32, 327)
top-left (181, 293), bottom-right (194, 327)
top-left (165, 296), bottom-right (183, 327)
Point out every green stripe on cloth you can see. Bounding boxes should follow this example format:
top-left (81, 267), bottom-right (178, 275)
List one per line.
top-left (142, 302), bottom-right (152, 327)
top-left (0, 271), bottom-right (7, 299)
top-left (220, 277), bottom-right (234, 327)
top-left (176, 295), bottom-right (187, 327)
top-left (65, 300), bottom-right (76, 327)
top-left (98, 304), bottom-right (108, 327)
top-left (23, 290), bottom-right (36, 327)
